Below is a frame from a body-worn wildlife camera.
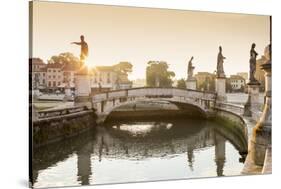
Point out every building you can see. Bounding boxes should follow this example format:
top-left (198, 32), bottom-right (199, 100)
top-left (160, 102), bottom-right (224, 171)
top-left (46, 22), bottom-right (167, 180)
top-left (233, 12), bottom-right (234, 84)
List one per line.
top-left (90, 65), bottom-right (132, 93)
top-left (46, 63), bottom-right (63, 90)
top-left (30, 58), bottom-right (47, 89)
top-left (228, 75), bottom-right (245, 91)
top-left (194, 72), bottom-right (216, 91)
top-left (61, 64), bottom-right (76, 88)
top-left (31, 58), bottom-right (132, 93)
top-left (237, 72), bottom-right (248, 82)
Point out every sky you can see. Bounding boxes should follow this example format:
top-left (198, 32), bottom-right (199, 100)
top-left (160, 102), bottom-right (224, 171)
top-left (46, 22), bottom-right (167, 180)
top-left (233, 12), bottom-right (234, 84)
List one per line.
top-left (32, 1), bottom-right (270, 80)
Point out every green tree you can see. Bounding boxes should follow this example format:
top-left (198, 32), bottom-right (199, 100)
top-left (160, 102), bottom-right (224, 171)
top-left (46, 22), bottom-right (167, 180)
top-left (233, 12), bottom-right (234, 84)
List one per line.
top-left (48, 52), bottom-right (80, 69)
top-left (177, 79), bottom-right (187, 89)
top-left (146, 61), bottom-right (175, 87)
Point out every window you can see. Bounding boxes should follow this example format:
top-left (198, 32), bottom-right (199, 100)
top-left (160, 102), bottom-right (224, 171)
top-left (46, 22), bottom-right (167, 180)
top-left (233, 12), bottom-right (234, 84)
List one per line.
top-left (48, 69), bottom-right (52, 72)
top-left (48, 81), bottom-right (51, 87)
top-left (53, 70), bottom-right (56, 73)
top-left (42, 79), bottom-right (45, 84)
top-left (53, 75), bottom-right (56, 79)
top-left (48, 76), bottom-right (51, 79)
top-left (53, 81), bottom-right (56, 87)
top-left (58, 82), bottom-right (61, 86)
top-left (43, 73), bottom-right (45, 77)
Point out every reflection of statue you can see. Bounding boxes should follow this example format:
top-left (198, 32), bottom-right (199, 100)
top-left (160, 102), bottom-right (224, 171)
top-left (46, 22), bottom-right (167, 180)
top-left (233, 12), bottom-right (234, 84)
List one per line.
top-left (216, 46), bottom-right (226, 77)
top-left (249, 43), bottom-right (258, 82)
top-left (71, 35), bottom-right (89, 63)
top-left (187, 56), bottom-right (195, 79)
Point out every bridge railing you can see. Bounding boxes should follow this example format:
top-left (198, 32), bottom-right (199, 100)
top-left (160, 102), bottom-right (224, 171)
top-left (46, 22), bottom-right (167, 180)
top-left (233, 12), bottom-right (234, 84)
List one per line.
top-left (215, 102), bottom-right (244, 115)
top-left (92, 87), bottom-right (216, 103)
top-left (37, 106), bottom-right (88, 119)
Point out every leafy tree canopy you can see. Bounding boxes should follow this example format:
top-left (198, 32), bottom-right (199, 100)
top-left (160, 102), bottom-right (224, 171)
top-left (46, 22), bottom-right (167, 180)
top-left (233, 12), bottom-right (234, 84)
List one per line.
top-left (48, 52), bottom-right (80, 68)
top-left (114, 61), bottom-right (133, 74)
top-left (177, 79), bottom-right (187, 89)
top-left (146, 61), bottom-right (175, 87)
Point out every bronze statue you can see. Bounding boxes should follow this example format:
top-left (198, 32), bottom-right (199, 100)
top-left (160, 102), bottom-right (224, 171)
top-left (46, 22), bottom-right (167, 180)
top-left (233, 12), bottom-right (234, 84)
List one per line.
top-left (71, 35), bottom-right (89, 62)
top-left (249, 43), bottom-right (258, 82)
top-left (187, 56), bottom-right (195, 79)
top-left (217, 46), bottom-right (226, 77)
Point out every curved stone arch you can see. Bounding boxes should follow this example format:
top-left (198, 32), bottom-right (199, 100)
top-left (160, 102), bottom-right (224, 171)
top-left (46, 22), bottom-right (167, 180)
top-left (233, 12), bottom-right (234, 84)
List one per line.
top-left (97, 98), bottom-right (209, 123)
top-left (92, 87), bottom-right (216, 123)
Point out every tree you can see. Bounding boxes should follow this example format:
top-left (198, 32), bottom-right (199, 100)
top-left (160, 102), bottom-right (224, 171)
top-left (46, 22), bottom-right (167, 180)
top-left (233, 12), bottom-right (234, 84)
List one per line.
top-left (177, 79), bottom-right (187, 89)
top-left (146, 61), bottom-right (175, 87)
top-left (48, 52), bottom-right (80, 69)
top-left (113, 61), bottom-right (133, 75)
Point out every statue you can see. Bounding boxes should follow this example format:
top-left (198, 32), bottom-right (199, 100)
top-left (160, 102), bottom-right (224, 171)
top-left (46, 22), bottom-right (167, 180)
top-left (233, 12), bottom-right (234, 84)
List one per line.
top-left (216, 46), bottom-right (226, 77)
top-left (187, 56), bottom-right (195, 79)
top-left (71, 35), bottom-right (89, 63)
top-left (249, 43), bottom-right (258, 82)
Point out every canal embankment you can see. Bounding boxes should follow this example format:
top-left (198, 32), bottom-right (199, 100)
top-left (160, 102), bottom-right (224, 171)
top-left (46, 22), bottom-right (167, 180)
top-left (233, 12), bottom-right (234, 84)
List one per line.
top-left (32, 106), bottom-right (96, 148)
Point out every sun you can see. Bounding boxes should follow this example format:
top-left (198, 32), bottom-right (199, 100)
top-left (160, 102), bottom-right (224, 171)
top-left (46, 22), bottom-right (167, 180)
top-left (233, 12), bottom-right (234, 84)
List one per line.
top-left (84, 59), bottom-right (93, 68)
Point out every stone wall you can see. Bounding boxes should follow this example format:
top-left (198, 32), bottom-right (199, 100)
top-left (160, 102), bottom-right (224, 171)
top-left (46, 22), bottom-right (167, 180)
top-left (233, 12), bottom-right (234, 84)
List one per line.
top-left (212, 108), bottom-right (248, 154)
top-left (32, 110), bottom-right (96, 148)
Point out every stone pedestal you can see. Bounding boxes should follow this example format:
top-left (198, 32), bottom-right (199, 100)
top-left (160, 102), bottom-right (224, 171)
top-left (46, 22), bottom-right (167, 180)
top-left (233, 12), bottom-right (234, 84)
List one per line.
top-left (215, 77), bottom-right (226, 102)
top-left (74, 69), bottom-right (91, 108)
top-left (186, 79), bottom-right (196, 90)
top-left (250, 63), bottom-right (271, 166)
top-left (243, 82), bottom-right (260, 117)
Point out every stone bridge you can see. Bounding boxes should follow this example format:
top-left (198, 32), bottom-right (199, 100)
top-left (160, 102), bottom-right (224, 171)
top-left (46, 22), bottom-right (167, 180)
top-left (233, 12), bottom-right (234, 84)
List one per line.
top-left (92, 87), bottom-right (217, 123)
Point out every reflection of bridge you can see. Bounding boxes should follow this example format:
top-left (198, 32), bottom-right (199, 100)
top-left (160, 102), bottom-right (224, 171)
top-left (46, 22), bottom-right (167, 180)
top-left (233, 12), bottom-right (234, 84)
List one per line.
top-left (32, 120), bottom-right (247, 187)
top-left (92, 87), bottom-right (217, 123)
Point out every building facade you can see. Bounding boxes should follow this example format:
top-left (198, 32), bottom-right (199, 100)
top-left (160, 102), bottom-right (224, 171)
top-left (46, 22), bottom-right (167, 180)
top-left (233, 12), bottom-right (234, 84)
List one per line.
top-left (46, 63), bottom-right (64, 90)
top-left (90, 66), bottom-right (132, 93)
top-left (30, 58), bottom-right (47, 89)
top-left (31, 58), bottom-right (132, 93)
top-left (228, 75), bottom-right (246, 91)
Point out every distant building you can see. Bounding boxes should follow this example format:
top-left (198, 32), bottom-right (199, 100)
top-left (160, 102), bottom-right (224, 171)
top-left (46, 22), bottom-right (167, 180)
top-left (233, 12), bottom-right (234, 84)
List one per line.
top-left (61, 64), bottom-right (76, 88)
top-left (46, 63), bottom-right (63, 90)
top-left (30, 58), bottom-right (47, 89)
top-left (228, 75), bottom-right (245, 91)
top-left (132, 79), bottom-right (146, 88)
top-left (90, 65), bottom-right (132, 93)
top-left (237, 72), bottom-right (248, 82)
top-left (31, 58), bottom-right (132, 93)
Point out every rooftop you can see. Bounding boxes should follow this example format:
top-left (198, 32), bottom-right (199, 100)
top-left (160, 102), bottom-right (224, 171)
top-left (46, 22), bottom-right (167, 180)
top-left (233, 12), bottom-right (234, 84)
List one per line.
top-left (47, 63), bottom-right (63, 69)
top-left (30, 58), bottom-right (46, 65)
top-left (229, 75), bottom-right (245, 80)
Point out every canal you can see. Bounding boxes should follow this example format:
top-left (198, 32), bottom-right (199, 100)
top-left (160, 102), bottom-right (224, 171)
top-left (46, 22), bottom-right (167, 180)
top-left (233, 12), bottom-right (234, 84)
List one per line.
top-left (32, 116), bottom-right (247, 188)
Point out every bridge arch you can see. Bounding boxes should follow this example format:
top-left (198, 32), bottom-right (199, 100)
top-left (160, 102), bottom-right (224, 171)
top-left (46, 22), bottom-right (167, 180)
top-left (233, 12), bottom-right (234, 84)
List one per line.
top-left (92, 87), bottom-right (216, 123)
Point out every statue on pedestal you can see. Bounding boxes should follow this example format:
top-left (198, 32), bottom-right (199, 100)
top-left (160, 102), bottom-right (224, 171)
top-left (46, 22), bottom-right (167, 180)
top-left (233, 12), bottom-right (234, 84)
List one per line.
top-left (216, 46), bottom-right (226, 78)
top-left (249, 43), bottom-right (259, 83)
top-left (71, 35), bottom-right (89, 65)
top-left (187, 56), bottom-right (195, 79)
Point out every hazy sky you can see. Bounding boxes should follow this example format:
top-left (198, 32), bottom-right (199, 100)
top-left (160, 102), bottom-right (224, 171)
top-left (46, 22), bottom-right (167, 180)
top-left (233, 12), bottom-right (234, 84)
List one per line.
top-left (32, 1), bottom-right (270, 80)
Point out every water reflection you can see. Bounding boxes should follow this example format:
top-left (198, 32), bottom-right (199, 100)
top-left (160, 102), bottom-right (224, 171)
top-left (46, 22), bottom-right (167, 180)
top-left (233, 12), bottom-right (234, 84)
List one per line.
top-left (33, 118), bottom-right (247, 188)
